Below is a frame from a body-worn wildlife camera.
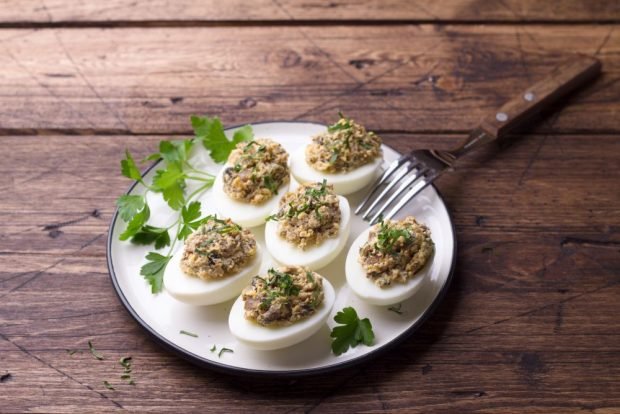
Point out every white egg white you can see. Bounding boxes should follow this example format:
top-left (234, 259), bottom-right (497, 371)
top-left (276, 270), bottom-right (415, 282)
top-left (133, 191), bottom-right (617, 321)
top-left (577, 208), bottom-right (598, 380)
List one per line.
top-left (345, 227), bottom-right (431, 305)
top-left (290, 146), bottom-right (383, 195)
top-left (164, 245), bottom-right (262, 306)
top-left (212, 167), bottom-right (289, 228)
top-left (264, 196), bottom-right (351, 270)
top-left (228, 276), bottom-right (336, 350)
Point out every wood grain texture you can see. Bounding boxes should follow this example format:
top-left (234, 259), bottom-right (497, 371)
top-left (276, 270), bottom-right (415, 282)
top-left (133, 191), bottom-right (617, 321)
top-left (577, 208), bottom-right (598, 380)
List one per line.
top-left (1, 134), bottom-right (619, 412)
top-left (1, 1), bottom-right (619, 411)
top-left (0, 0), bottom-right (618, 23)
top-left (0, 25), bottom-right (616, 135)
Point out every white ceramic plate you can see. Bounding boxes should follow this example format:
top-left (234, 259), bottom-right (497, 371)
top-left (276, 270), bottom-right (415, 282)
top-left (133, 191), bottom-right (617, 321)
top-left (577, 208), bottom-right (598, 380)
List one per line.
top-left (107, 121), bottom-right (456, 376)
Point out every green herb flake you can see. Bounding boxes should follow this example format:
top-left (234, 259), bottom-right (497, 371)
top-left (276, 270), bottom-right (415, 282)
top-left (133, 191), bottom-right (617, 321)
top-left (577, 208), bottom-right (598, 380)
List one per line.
top-left (263, 175), bottom-right (279, 195)
top-left (210, 345), bottom-right (216, 352)
top-left (180, 330), bottom-right (199, 338)
top-left (88, 340), bottom-right (104, 361)
top-left (328, 150), bottom-right (339, 164)
top-left (65, 349), bottom-right (78, 356)
top-left (119, 356), bottom-right (132, 369)
top-left (218, 348), bottom-right (234, 358)
top-left (330, 307), bottom-right (375, 356)
top-left (103, 381), bottom-right (115, 391)
top-left (388, 304), bottom-right (404, 315)
top-left (265, 214), bottom-right (279, 222)
top-left (375, 219), bottom-right (412, 254)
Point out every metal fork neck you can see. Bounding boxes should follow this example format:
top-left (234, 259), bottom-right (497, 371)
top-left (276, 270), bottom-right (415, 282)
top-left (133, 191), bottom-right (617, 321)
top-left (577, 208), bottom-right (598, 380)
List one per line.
top-left (449, 128), bottom-right (495, 160)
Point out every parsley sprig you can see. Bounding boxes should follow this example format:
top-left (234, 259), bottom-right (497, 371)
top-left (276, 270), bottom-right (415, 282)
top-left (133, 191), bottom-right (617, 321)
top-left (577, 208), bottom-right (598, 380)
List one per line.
top-left (330, 307), bottom-right (375, 356)
top-left (116, 116), bottom-right (253, 293)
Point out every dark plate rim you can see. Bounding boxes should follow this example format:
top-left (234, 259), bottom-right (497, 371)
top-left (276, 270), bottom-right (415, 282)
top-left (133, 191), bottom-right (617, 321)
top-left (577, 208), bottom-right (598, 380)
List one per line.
top-left (106, 120), bottom-right (457, 378)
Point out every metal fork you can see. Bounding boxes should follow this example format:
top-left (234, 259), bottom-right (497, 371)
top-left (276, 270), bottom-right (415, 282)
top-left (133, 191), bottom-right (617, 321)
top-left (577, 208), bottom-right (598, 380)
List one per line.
top-left (356, 56), bottom-right (602, 224)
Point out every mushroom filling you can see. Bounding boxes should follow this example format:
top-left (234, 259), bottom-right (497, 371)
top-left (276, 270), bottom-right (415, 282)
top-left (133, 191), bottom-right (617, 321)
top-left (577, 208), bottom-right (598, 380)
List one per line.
top-left (223, 138), bottom-right (290, 205)
top-left (269, 180), bottom-right (341, 249)
top-left (180, 216), bottom-right (257, 280)
top-left (358, 217), bottom-right (434, 287)
top-left (305, 113), bottom-right (382, 173)
top-left (242, 266), bottom-right (324, 326)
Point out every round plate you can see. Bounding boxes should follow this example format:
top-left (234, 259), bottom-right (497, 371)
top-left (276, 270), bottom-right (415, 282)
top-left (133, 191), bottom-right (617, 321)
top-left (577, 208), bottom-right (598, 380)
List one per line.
top-left (107, 121), bottom-right (456, 376)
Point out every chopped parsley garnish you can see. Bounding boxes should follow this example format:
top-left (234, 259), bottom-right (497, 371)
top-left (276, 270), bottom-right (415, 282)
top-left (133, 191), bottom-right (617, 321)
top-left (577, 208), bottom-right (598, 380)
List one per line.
top-left (258, 269), bottom-right (301, 310)
top-left (276, 181), bottom-right (329, 221)
top-left (179, 330), bottom-right (199, 338)
top-left (305, 179), bottom-right (328, 199)
top-left (327, 111), bottom-right (353, 133)
top-left (103, 381), bottom-right (115, 391)
top-left (88, 340), bottom-right (104, 361)
top-left (388, 303), bottom-right (404, 315)
top-left (210, 345), bottom-right (217, 352)
top-left (218, 348), bottom-right (234, 358)
top-left (65, 349), bottom-right (79, 356)
top-left (263, 175), bottom-right (279, 195)
top-left (375, 219), bottom-right (413, 254)
top-left (328, 149), bottom-right (339, 164)
top-left (330, 307), bottom-right (375, 356)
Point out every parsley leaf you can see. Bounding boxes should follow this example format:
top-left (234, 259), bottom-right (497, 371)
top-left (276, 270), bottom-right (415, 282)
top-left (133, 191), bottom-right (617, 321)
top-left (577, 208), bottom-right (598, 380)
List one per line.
top-left (140, 252), bottom-right (171, 293)
top-left (131, 225), bottom-right (171, 249)
top-left (192, 115), bottom-right (253, 163)
top-left (103, 380), bottom-right (115, 391)
top-left (116, 195), bottom-right (145, 222)
top-left (330, 307), bottom-right (375, 356)
top-left (153, 163), bottom-right (186, 210)
top-left (180, 330), bottom-right (198, 338)
top-left (121, 150), bottom-right (143, 182)
top-left (159, 139), bottom-right (193, 166)
top-left (119, 203), bottom-right (150, 241)
top-left (178, 201), bottom-right (204, 240)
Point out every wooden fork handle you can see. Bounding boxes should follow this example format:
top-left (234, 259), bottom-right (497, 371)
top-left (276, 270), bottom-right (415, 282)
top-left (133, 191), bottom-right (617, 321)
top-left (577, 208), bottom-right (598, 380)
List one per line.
top-left (478, 55), bottom-right (602, 139)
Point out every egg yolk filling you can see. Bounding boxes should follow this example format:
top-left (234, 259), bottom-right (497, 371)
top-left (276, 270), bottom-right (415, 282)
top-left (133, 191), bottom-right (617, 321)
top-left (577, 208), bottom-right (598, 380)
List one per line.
top-left (223, 138), bottom-right (290, 205)
top-left (358, 216), bottom-right (434, 287)
top-left (305, 113), bottom-right (382, 173)
top-left (180, 216), bottom-right (257, 280)
top-left (268, 181), bottom-right (341, 250)
top-left (242, 266), bottom-right (324, 326)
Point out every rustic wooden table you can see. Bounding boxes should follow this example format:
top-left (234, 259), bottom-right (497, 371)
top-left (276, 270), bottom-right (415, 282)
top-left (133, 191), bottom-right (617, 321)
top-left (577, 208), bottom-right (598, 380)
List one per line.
top-left (1, 1), bottom-right (619, 412)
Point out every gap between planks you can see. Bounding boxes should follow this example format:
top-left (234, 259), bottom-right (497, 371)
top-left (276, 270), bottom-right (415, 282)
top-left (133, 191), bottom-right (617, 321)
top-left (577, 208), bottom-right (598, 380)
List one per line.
top-left (0, 19), bottom-right (619, 29)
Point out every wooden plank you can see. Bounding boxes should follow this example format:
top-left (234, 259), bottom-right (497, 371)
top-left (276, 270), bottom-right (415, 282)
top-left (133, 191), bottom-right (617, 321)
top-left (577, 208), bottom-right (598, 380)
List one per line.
top-left (0, 0), bottom-right (618, 23)
top-left (0, 25), bottom-right (616, 135)
top-left (1, 136), bottom-right (619, 411)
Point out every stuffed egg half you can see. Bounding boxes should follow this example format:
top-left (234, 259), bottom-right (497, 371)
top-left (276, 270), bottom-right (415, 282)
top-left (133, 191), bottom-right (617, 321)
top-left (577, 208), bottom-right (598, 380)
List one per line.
top-left (213, 138), bottom-right (290, 227)
top-left (229, 266), bottom-right (335, 350)
top-left (264, 180), bottom-right (351, 270)
top-left (345, 216), bottom-right (434, 306)
top-left (164, 216), bottom-right (262, 306)
top-left (291, 114), bottom-right (383, 195)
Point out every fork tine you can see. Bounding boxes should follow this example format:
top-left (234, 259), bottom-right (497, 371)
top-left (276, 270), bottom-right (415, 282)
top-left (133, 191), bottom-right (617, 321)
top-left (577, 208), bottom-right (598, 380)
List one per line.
top-left (367, 167), bottom-right (430, 224)
top-left (381, 171), bottom-right (442, 222)
top-left (360, 162), bottom-right (420, 219)
top-left (354, 154), bottom-right (410, 214)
